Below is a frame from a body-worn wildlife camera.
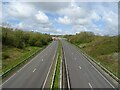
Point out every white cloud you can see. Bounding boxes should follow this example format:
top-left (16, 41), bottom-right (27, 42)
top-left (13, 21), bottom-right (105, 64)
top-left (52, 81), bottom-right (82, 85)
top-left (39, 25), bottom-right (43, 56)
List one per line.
top-left (90, 11), bottom-right (101, 21)
top-left (2, 2), bottom-right (118, 35)
top-left (57, 2), bottom-right (118, 35)
top-left (56, 16), bottom-right (71, 25)
top-left (98, 8), bottom-right (118, 35)
top-left (58, 5), bottom-right (90, 19)
top-left (73, 18), bottom-right (91, 25)
top-left (4, 2), bottom-right (36, 19)
top-left (35, 11), bottom-right (49, 23)
top-left (31, 2), bottom-right (70, 12)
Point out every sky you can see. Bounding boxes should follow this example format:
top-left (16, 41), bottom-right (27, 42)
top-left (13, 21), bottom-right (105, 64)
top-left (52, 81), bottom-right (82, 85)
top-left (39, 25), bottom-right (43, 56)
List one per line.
top-left (1, 0), bottom-right (118, 35)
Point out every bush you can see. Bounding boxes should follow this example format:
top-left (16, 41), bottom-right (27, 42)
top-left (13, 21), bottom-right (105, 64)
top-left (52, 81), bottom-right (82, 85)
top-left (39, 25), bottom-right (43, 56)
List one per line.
top-left (3, 53), bottom-right (10, 59)
top-left (67, 32), bottom-right (94, 44)
top-left (2, 27), bottom-right (52, 48)
top-left (35, 40), bottom-right (42, 47)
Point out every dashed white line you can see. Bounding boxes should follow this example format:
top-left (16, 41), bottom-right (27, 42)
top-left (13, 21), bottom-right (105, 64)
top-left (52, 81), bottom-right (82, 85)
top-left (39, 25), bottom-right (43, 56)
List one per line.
top-left (79, 66), bottom-right (82, 69)
top-left (33, 68), bottom-right (36, 72)
top-left (42, 48), bottom-right (57, 89)
top-left (1, 42), bottom-right (54, 87)
top-left (88, 83), bottom-right (93, 90)
top-left (42, 59), bottom-right (43, 61)
top-left (79, 51), bottom-right (116, 89)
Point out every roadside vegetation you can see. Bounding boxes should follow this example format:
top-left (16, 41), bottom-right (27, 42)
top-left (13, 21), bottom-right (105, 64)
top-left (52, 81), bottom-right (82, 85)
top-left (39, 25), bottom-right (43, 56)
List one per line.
top-left (1, 26), bottom-right (52, 74)
top-left (64, 32), bottom-right (119, 78)
top-left (52, 40), bottom-right (61, 89)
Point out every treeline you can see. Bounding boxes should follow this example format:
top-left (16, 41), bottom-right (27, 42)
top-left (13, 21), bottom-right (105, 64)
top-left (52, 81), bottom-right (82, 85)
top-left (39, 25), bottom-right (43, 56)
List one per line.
top-left (2, 27), bottom-right (52, 49)
top-left (64, 32), bottom-right (94, 44)
top-left (64, 31), bottom-right (119, 54)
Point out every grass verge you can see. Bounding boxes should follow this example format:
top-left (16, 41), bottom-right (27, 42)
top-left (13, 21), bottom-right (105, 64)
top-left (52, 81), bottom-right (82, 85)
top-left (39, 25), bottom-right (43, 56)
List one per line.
top-left (66, 35), bottom-right (119, 79)
top-left (2, 45), bottom-right (47, 79)
top-left (52, 40), bottom-right (61, 89)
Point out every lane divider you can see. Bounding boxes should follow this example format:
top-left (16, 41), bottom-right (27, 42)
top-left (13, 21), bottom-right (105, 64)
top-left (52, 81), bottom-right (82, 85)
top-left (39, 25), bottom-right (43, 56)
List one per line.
top-left (1, 42), bottom-right (54, 87)
top-left (50, 54), bottom-right (58, 89)
top-left (88, 83), bottom-right (93, 90)
top-left (42, 41), bottom-right (58, 89)
top-left (60, 55), bottom-right (62, 89)
top-left (65, 40), bottom-right (119, 89)
top-left (62, 46), bottom-right (71, 90)
top-left (79, 66), bottom-right (82, 70)
top-left (33, 68), bottom-right (36, 72)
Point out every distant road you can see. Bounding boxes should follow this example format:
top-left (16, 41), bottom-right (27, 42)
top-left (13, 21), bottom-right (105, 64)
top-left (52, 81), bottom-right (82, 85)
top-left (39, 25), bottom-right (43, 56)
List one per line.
top-left (2, 41), bottom-right (58, 88)
top-left (61, 40), bottom-right (116, 89)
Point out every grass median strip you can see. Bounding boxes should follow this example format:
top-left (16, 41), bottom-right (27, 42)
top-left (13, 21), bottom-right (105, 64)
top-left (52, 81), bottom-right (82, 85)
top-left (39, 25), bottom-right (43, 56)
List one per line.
top-left (52, 40), bottom-right (61, 89)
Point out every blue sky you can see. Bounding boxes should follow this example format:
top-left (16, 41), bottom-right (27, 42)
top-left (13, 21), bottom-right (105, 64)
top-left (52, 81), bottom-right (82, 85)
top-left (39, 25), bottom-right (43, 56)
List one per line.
top-left (1, 1), bottom-right (118, 35)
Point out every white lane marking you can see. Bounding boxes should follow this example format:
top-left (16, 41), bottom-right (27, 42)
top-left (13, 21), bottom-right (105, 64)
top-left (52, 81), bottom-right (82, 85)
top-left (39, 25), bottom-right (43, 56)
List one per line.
top-left (2, 42), bottom-right (54, 86)
top-left (66, 42), bottom-right (116, 89)
top-left (17, 68), bottom-right (22, 72)
top-left (59, 57), bottom-right (62, 89)
top-left (33, 68), bottom-right (36, 72)
top-left (91, 65), bottom-right (115, 89)
top-left (50, 54), bottom-right (58, 88)
top-left (77, 50), bottom-right (116, 89)
top-left (42, 59), bottom-right (43, 61)
top-left (88, 83), bottom-right (93, 90)
top-left (1, 59), bottom-right (33, 86)
top-left (42, 47), bottom-right (57, 89)
top-left (17, 59), bottom-right (33, 72)
top-left (64, 51), bottom-right (70, 89)
top-left (79, 66), bottom-right (82, 69)
top-left (1, 73), bottom-right (16, 87)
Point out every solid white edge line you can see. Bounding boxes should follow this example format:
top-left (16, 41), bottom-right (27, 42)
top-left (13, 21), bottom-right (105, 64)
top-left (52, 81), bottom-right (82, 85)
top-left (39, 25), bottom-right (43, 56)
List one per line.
top-left (66, 41), bottom-right (116, 89)
top-left (42, 42), bottom-right (57, 89)
top-left (50, 54), bottom-right (58, 89)
top-left (91, 64), bottom-right (116, 89)
top-left (1, 73), bottom-right (16, 87)
top-left (60, 56), bottom-right (62, 89)
top-left (76, 49), bottom-right (116, 89)
top-left (64, 50), bottom-right (70, 90)
top-left (1, 42), bottom-right (54, 87)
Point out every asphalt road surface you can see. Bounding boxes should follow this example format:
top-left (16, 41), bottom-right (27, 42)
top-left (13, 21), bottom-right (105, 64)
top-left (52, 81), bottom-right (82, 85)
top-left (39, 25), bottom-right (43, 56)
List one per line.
top-left (61, 40), bottom-right (116, 89)
top-left (2, 41), bottom-right (58, 88)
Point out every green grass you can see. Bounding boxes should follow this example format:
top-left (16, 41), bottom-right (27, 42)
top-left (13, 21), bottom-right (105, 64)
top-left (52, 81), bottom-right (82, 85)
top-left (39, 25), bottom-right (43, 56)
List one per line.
top-left (2, 46), bottom-right (42, 74)
top-left (78, 36), bottom-right (119, 78)
top-left (67, 34), bottom-right (119, 78)
top-left (52, 40), bottom-right (61, 89)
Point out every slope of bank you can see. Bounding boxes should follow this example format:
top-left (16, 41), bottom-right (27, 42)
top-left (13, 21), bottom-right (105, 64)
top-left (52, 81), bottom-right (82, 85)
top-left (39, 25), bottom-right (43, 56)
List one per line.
top-left (65, 32), bottom-right (119, 78)
top-left (1, 27), bottom-right (52, 76)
